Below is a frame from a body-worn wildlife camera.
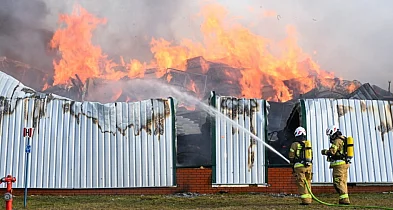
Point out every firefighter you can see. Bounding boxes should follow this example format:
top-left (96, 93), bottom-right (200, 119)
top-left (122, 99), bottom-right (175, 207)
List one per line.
top-left (321, 125), bottom-right (351, 205)
top-left (289, 126), bottom-right (313, 205)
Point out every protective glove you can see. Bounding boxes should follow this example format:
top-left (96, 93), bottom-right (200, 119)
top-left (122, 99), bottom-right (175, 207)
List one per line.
top-left (321, 149), bottom-right (328, 155)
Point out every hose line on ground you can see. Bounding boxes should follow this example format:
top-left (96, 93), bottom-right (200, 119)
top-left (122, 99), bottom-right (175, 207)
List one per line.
top-left (304, 180), bottom-right (393, 210)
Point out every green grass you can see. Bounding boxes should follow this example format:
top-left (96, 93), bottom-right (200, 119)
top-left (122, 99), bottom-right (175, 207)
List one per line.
top-left (10, 192), bottom-right (393, 210)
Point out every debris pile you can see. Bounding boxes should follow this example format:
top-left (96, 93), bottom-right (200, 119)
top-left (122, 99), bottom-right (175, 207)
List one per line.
top-left (0, 56), bottom-right (392, 167)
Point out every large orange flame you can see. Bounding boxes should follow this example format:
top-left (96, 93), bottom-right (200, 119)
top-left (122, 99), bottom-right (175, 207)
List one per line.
top-left (50, 5), bottom-right (116, 85)
top-left (50, 2), bottom-right (338, 102)
top-left (50, 5), bottom-right (139, 85)
top-left (150, 3), bottom-right (334, 101)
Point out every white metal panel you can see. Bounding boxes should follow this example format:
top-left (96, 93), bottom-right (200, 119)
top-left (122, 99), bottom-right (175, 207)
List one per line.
top-left (213, 94), bottom-right (268, 185)
top-left (303, 98), bottom-right (393, 184)
top-left (0, 71), bottom-right (24, 98)
top-left (0, 96), bottom-right (176, 189)
top-left (0, 71), bottom-right (60, 99)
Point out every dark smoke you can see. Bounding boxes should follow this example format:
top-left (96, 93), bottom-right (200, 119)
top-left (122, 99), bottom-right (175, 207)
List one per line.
top-left (44, 0), bottom-right (191, 63)
top-left (0, 0), bottom-right (53, 71)
top-left (107, 0), bottom-right (187, 62)
top-left (0, 0), bottom-right (191, 76)
top-left (2, 0), bottom-right (391, 90)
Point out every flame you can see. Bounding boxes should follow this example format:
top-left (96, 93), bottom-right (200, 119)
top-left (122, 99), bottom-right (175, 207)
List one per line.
top-left (199, 58), bottom-right (210, 74)
top-left (50, 3), bottom-right (347, 102)
top-left (347, 84), bottom-right (357, 93)
top-left (50, 5), bottom-right (116, 84)
top-left (50, 4), bottom-right (145, 85)
top-left (111, 89), bottom-right (123, 102)
top-left (42, 83), bottom-right (50, 91)
top-left (186, 105), bottom-right (196, 111)
top-left (128, 59), bottom-right (145, 78)
top-left (166, 74), bottom-right (173, 83)
top-left (149, 3), bottom-right (335, 101)
top-left (150, 38), bottom-right (204, 77)
top-left (179, 104), bottom-right (196, 111)
top-left (187, 79), bottom-right (198, 94)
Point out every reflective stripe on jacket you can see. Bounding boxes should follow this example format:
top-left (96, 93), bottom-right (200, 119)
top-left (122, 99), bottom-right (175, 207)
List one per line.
top-left (328, 137), bottom-right (346, 167)
top-left (289, 141), bottom-right (312, 167)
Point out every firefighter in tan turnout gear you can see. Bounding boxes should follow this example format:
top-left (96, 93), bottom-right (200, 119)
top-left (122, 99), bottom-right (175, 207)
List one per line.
top-left (321, 125), bottom-right (353, 205)
top-left (289, 126), bottom-right (313, 205)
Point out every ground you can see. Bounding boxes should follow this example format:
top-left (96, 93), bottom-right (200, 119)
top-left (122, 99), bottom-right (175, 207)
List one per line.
top-left (10, 192), bottom-right (393, 209)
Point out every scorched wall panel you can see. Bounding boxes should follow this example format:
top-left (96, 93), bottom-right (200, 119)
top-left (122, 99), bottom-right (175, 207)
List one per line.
top-left (0, 96), bottom-right (176, 188)
top-left (302, 98), bottom-right (393, 184)
top-left (211, 92), bottom-right (268, 185)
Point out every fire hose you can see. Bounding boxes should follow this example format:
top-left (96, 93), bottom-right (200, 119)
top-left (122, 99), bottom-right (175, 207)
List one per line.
top-left (304, 180), bottom-right (393, 209)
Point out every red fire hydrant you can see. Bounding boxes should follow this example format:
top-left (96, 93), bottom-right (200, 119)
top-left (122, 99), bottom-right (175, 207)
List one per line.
top-left (0, 175), bottom-right (16, 210)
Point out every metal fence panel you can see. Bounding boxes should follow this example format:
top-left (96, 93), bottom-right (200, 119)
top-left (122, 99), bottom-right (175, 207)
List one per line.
top-left (211, 92), bottom-right (268, 185)
top-left (0, 96), bottom-right (176, 188)
top-left (303, 98), bottom-right (393, 184)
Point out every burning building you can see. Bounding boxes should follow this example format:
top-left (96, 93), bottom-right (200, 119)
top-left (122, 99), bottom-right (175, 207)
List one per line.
top-left (2, 52), bottom-right (392, 168)
top-left (1, 2), bottom-right (393, 188)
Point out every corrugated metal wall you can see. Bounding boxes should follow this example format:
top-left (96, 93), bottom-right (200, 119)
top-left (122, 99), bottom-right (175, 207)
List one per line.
top-left (0, 96), bottom-right (176, 188)
top-left (302, 98), bottom-right (393, 184)
top-left (0, 71), bottom-right (37, 98)
top-left (211, 92), bottom-right (268, 185)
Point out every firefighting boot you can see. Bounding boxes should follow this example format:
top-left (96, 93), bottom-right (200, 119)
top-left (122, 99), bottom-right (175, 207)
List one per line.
top-left (339, 198), bottom-right (350, 205)
top-left (300, 198), bottom-right (312, 205)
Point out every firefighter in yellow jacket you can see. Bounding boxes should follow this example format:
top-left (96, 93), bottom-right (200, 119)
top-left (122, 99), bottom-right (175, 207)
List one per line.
top-left (321, 125), bottom-right (351, 205)
top-left (289, 126), bottom-right (313, 205)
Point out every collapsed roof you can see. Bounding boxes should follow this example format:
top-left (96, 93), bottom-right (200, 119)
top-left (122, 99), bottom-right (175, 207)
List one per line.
top-left (1, 56), bottom-right (392, 167)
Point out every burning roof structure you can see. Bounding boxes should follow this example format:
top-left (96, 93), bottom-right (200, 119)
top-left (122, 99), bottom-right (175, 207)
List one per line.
top-left (2, 54), bottom-right (392, 166)
top-left (1, 3), bottom-right (392, 167)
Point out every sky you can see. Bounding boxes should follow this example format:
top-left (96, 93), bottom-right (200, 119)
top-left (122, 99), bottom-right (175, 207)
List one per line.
top-left (217, 0), bottom-right (393, 89)
top-left (1, 0), bottom-right (392, 89)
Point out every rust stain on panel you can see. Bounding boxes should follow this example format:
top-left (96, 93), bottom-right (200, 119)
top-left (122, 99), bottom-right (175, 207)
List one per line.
top-left (63, 99), bottom-right (171, 137)
top-left (360, 101), bottom-right (367, 112)
top-left (1, 95), bottom-right (172, 138)
top-left (337, 105), bottom-right (353, 117)
top-left (376, 104), bottom-right (393, 142)
top-left (219, 97), bottom-right (261, 171)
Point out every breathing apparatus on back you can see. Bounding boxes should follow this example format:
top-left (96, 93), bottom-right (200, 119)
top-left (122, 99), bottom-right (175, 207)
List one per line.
top-left (325, 125), bottom-right (354, 164)
top-left (293, 127), bottom-right (312, 166)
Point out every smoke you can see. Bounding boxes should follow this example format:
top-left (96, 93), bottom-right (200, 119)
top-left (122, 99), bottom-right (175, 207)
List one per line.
top-left (0, 0), bottom-right (195, 69)
top-left (86, 78), bottom-right (189, 104)
top-left (41, 0), bottom-right (195, 63)
top-left (241, 0), bottom-right (393, 89)
top-left (61, 0), bottom-right (393, 88)
top-left (88, 78), bottom-right (290, 165)
top-left (0, 0), bottom-right (53, 70)
top-left (1, 0), bottom-right (391, 89)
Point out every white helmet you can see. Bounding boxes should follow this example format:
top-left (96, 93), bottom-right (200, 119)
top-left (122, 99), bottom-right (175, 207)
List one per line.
top-left (326, 125), bottom-right (339, 137)
top-left (294, 126), bottom-right (306, 137)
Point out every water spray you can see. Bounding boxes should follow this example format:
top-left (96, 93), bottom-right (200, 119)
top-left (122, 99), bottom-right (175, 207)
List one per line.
top-left (164, 85), bottom-right (291, 164)
top-left (123, 80), bottom-right (393, 209)
top-left (163, 85), bottom-right (393, 209)
top-left (124, 78), bottom-right (291, 164)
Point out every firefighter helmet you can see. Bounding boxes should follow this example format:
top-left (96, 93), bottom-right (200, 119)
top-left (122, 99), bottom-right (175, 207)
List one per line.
top-left (294, 126), bottom-right (306, 137)
top-left (326, 125), bottom-right (340, 137)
